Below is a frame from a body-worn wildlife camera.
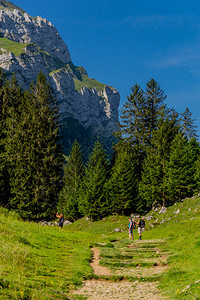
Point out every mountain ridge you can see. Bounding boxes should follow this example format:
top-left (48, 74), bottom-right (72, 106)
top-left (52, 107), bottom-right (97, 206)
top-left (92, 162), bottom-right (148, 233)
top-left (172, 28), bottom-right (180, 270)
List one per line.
top-left (0, 0), bottom-right (120, 157)
top-left (0, 0), bottom-right (25, 13)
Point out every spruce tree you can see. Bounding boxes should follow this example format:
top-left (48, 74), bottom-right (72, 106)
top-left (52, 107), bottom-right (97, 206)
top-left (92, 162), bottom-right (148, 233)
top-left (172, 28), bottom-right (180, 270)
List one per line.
top-left (139, 118), bottom-right (179, 208)
top-left (78, 140), bottom-right (109, 220)
top-left (105, 146), bottom-right (138, 215)
top-left (180, 107), bottom-right (198, 140)
top-left (116, 79), bottom-right (168, 180)
top-left (117, 79), bottom-right (167, 149)
top-left (165, 135), bottom-right (200, 203)
top-left (117, 83), bottom-right (146, 146)
top-left (58, 140), bottom-right (84, 220)
top-left (115, 84), bottom-right (147, 181)
top-left (194, 154), bottom-right (200, 194)
top-left (144, 78), bottom-right (167, 145)
top-left (0, 69), bottom-right (9, 206)
top-left (0, 73), bottom-right (23, 206)
top-left (6, 72), bottom-right (63, 219)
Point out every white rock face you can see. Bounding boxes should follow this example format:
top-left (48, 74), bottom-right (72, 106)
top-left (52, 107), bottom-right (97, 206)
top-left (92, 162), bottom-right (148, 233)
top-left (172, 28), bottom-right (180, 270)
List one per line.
top-left (0, 3), bottom-right (120, 138)
top-left (0, 8), bottom-right (71, 63)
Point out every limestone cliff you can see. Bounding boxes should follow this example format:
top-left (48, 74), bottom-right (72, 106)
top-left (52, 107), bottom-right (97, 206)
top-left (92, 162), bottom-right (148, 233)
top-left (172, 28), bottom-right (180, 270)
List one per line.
top-left (0, 0), bottom-right (120, 155)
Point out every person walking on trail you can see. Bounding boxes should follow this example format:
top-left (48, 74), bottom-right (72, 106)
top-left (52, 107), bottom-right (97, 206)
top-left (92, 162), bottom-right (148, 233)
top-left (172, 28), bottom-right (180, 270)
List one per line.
top-left (128, 217), bottom-right (134, 240)
top-left (136, 216), bottom-right (142, 240)
top-left (56, 212), bottom-right (64, 229)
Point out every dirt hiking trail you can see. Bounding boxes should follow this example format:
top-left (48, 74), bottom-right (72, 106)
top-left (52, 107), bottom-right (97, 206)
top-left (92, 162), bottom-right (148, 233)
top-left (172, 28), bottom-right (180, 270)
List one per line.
top-left (72, 239), bottom-right (169, 300)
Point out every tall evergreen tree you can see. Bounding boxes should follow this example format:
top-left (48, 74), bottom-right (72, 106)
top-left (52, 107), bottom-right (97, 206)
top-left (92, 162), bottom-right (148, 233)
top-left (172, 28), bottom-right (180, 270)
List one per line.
top-left (117, 84), bottom-right (146, 146)
top-left (78, 140), bottom-right (109, 220)
top-left (116, 79), bottom-right (168, 179)
top-left (0, 73), bottom-right (23, 206)
top-left (105, 146), bottom-right (138, 215)
top-left (139, 118), bottom-right (179, 208)
top-left (165, 135), bottom-right (200, 203)
top-left (180, 107), bottom-right (198, 140)
top-left (0, 69), bottom-right (9, 206)
top-left (58, 140), bottom-right (84, 221)
top-left (117, 79), bottom-right (167, 148)
top-left (194, 153), bottom-right (200, 194)
top-left (6, 72), bottom-right (63, 219)
top-left (144, 78), bottom-right (167, 145)
top-left (115, 84), bottom-right (146, 181)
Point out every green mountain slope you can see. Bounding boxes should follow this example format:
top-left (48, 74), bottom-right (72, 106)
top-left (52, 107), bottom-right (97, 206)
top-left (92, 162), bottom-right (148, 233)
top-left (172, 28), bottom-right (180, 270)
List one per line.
top-left (0, 37), bottom-right (29, 56)
top-left (0, 195), bottom-right (199, 299)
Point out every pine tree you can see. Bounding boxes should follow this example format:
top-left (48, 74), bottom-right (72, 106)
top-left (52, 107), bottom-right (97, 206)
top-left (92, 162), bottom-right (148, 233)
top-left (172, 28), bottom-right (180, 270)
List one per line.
top-left (115, 79), bottom-right (168, 179)
top-left (195, 154), bottom-right (200, 194)
top-left (78, 140), bottom-right (109, 220)
top-left (58, 140), bottom-right (84, 220)
top-left (105, 146), bottom-right (138, 215)
top-left (139, 118), bottom-right (179, 208)
top-left (6, 72), bottom-right (63, 219)
top-left (117, 79), bottom-right (167, 148)
top-left (0, 73), bottom-right (23, 206)
top-left (180, 107), bottom-right (198, 140)
top-left (165, 135), bottom-right (200, 203)
top-left (0, 69), bottom-right (9, 206)
top-left (117, 83), bottom-right (146, 146)
top-left (144, 78), bottom-right (167, 145)
top-left (115, 84), bottom-right (146, 182)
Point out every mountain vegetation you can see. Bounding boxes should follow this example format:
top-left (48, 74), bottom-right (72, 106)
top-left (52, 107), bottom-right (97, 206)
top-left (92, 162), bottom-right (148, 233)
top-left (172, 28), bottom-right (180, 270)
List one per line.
top-left (0, 70), bottom-right (63, 219)
top-left (1, 69), bottom-right (200, 221)
top-left (0, 194), bottom-right (199, 299)
top-left (0, 3), bottom-right (199, 299)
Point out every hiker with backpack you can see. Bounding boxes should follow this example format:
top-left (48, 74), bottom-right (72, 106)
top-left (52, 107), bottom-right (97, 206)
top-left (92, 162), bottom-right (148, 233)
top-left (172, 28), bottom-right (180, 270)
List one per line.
top-left (136, 216), bottom-right (145, 240)
top-left (128, 217), bottom-right (135, 240)
top-left (56, 212), bottom-right (64, 229)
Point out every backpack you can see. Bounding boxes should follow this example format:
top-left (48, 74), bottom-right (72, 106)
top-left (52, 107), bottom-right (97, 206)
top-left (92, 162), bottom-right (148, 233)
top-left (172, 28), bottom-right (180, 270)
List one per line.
top-left (130, 221), bottom-right (136, 229)
top-left (140, 219), bottom-right (145, 228)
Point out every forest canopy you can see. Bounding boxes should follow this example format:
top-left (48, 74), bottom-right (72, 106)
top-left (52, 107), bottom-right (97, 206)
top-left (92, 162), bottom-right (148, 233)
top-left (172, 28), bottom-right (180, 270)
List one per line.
top-left (0, 71), bottom-right (199, 220)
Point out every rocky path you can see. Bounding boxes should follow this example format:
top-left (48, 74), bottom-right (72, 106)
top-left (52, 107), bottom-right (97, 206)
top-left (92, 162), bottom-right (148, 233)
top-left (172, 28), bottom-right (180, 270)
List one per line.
top-left (90, 247), bottom-right (111, 276)
top-left (72, 239), bottom-right (169, 300)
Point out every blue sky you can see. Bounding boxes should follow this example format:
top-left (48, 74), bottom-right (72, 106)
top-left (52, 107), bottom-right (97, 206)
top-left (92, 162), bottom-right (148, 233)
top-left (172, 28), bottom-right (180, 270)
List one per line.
top-left (13, 0), bottom-right (200, 133)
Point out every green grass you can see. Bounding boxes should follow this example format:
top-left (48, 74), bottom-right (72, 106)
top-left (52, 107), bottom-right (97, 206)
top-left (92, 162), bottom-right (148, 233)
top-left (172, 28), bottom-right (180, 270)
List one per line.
top-left (74, 74), bottom-right (114, 93)
top-left (0, 37), bottom-right (30, 56)
top-left (0, 208), bottom-right (95, 299)
top-left (74, 75), bottom-right (105, 92)
top-left (0, 195), bottom-right (199, 299)
top-left (143, 197), bottom-right (200, 299)
top-left (49, 62), bottom-right (83, 81)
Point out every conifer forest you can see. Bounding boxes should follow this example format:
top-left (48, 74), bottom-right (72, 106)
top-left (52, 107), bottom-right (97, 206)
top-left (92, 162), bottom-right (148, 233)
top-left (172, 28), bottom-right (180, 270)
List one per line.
top-left (1, 70), bottom-right (200, 221)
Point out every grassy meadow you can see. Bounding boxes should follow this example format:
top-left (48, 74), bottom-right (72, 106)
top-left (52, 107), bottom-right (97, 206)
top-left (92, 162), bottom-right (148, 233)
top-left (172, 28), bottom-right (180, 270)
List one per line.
top-left (74, 74), bottom-right (113, 93)
top-left (0, 38), bottom-right (29, 56)
top-left (0, 195), bottom-right (199, 299)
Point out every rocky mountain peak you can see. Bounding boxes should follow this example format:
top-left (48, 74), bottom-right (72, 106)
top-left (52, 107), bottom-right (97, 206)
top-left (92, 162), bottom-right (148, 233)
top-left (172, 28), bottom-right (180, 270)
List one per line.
top-left (0, 0), bottom-right (120, 156)
top-left (0, 0), bottom-right (25, 13)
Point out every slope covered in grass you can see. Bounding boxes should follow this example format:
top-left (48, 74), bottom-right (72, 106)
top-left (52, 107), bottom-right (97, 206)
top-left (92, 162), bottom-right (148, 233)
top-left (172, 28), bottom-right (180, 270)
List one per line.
top-left (0, 195), bottom-right (199, 299)
top-left (0, 37), bottom-right (29, 56)
top-left (66, 196), bottom-right (200, 299)
top-left (144, 196), bottom-right (200, 299)
top-left (0, 208), bottom-right (95, 299)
